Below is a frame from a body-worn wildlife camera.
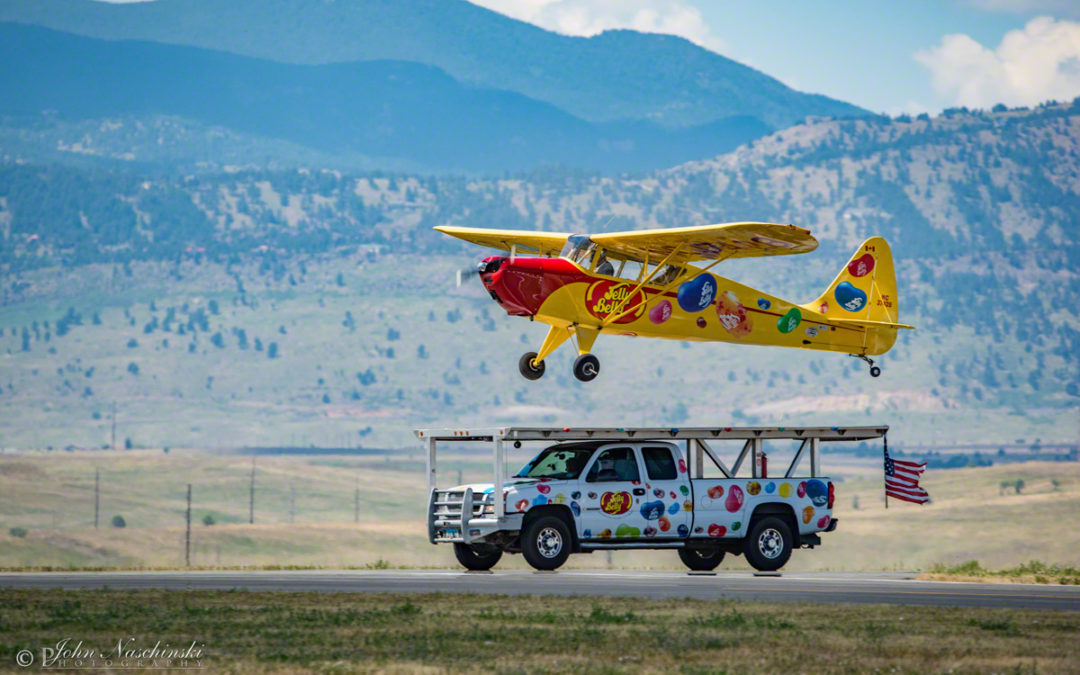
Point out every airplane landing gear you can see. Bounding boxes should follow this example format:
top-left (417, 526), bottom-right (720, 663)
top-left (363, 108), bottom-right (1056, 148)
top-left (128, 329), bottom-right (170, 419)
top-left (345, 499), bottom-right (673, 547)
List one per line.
top-left (850, 354), bottom-right (881, 378)
top-left (573, 354), bottom-right (600, 382)
top-left (519, 352), bottom-right (545, 380)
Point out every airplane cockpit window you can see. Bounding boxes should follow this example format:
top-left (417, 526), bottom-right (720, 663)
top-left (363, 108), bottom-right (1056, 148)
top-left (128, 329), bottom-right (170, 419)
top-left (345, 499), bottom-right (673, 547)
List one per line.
top-left (561, 235), bottom-right (595, 267)
top-left (653, 264), bottom-right (683, 286)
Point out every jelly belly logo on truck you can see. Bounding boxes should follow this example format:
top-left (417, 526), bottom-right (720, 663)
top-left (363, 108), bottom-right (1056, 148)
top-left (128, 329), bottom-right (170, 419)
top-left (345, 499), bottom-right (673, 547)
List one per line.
top-left (600, 491), bottom-right (633, 515)
top-left (586, 281), bottom-right (646, 324)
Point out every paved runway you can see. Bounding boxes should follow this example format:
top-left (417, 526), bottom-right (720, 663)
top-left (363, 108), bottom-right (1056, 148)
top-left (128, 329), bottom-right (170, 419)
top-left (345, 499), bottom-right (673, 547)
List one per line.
top-left (2, 570), bottom-right (1078, 611)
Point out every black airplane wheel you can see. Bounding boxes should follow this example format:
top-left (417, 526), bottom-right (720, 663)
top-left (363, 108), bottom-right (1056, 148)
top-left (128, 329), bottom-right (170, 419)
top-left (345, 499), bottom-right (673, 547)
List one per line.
top-left (519, 352), bottom-right (545, 380)
top-left (573, 354), bottom-right (600, 382)
top-left (870, 366), bottom-right (881, 378)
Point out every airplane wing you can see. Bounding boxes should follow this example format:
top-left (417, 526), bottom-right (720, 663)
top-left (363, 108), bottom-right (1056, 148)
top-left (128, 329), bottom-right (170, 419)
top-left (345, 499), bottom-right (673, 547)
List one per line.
top-left (434, 226), bottom-right (570, 257)
top-left (590, 222), bottom-right (818, 263)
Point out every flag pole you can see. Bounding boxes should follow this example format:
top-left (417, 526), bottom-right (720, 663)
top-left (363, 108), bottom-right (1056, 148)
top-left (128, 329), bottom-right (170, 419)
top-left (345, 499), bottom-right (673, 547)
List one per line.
top-left (883, 432), bottom-right (889, 509)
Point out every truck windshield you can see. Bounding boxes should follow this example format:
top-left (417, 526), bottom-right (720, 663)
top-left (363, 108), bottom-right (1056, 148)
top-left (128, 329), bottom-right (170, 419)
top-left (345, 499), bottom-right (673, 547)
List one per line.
top-left (514, 446), bottom-right (594, 480)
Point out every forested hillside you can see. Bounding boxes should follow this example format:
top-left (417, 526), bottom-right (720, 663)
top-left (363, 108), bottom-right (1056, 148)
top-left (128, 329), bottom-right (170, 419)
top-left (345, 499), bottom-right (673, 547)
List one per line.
top-left (0, 103), bottom-right (1076, 450)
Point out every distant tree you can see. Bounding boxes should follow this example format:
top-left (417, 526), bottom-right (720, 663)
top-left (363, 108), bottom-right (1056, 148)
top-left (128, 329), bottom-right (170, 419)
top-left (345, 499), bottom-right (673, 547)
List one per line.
top-left (267, 342), bottom-right (279, 359)
top-left (202, 514), bottom-right (215, 526)
top-left (210, 332), bottom-right (225, 348)
top-left (127, 362), bottom-right (139, 376)
top-left (254, 337), bottom-right (263, 351)
top-left (124, 437), bottom-right (133, 450)
top-left (21, 327), bottom-right (30, 352)
top-left (111, 515), bottom-right (126, 528)
top-left (336, 272), bottom-right (346, 287)
top-left (126, 338), bottom-right (138, 349)
top-left (92, 312), bottom-right (102, 325)
top-left (322, 393), bottom-right (331, 404)
top-left (387, 328), bottom-right (400, 341)
top-left (417, 344), bottom-right (428, 359)
top-left (208, 299), bottom-right (220, 315)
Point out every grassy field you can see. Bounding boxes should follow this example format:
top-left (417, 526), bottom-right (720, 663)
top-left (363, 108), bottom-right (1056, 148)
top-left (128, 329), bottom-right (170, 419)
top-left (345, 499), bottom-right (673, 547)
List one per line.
top-left (1, 449), bottom-right (1078, 572)
top-left (1, 590), bottom-right (1077, 673)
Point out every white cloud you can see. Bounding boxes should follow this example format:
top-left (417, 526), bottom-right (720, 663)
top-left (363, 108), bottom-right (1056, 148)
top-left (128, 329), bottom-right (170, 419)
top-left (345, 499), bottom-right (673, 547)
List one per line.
top-left (467, 0), bottom-right (727, 54)
top-left (915, 16), bottom-right (1080, 108)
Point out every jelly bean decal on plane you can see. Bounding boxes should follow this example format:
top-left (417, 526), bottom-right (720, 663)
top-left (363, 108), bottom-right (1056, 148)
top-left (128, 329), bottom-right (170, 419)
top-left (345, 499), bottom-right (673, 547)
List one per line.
top-left (677, 273), bottom-right (717, 313)
top-left (716, 291), bottom-right (753, 338)
top-left (834, 281), bottom-right (867, 312)
top-left (648, 300), bottom-right (673, 325)
top-left (847, 253), bottom-right (876, 278)
top-left (777, 307), bottom-right (802, 334)
top-left (585, 280), bottom-right (647, 324)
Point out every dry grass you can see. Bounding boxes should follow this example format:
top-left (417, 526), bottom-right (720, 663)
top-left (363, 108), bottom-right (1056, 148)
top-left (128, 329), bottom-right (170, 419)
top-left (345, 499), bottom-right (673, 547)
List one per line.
top-left (1, 451), bottom-right (1078, 573)
top-left (1, 590), bottom-right (1078, 673)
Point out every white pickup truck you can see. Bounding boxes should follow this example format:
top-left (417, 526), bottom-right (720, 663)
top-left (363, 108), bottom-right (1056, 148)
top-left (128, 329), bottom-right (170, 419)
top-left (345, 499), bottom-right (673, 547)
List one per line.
top-left (418, 426), bottom-right (885, 572)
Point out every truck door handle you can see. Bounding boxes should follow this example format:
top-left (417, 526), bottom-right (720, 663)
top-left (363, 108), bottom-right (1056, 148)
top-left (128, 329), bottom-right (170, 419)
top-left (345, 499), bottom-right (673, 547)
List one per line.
top-left (632, 488), bottom-right (645, 496)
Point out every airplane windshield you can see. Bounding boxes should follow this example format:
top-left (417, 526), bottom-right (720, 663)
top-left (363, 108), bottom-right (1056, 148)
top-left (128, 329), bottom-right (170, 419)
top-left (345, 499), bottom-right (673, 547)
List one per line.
top-left (560, 235), bottom-right (595, 266)
top-left (514, 445), bottom-right (594, 480)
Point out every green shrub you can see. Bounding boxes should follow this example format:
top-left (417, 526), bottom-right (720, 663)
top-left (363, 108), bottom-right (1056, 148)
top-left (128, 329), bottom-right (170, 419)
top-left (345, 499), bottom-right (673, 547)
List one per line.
top-left (8, 526), bottom-right (28, 538)
top-left (202, 514), bottom-right (216, 526)
top-left (111, 515), bottom-right (126, 528)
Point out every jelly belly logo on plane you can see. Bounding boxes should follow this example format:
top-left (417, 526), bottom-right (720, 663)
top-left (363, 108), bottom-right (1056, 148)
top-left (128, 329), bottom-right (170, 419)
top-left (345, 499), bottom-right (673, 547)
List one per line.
top-left (600, 491), bottom-right (633, 515)
top-left (586, 281), bottom-right (646, 324)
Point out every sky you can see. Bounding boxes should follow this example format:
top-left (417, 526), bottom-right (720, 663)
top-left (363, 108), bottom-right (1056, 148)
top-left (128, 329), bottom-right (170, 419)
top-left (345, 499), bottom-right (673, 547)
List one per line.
top-left (463, 0), bottom-right (1080, 114)
top-left (100, 0), bottom-right (1080, 115)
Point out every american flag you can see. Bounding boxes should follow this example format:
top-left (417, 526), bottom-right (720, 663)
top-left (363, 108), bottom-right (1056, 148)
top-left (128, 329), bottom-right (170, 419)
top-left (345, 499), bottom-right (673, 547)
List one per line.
top-left (884, 446), bottom-right (930, 504)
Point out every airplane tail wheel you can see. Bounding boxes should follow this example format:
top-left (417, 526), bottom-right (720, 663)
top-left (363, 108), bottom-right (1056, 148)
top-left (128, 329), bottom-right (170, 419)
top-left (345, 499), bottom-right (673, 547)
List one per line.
top-left (519, 352), bottom-right (545, 380)
top-left (573, 354), bottom-right (600, 382)
top-left (870, 366), bottom-right (881, 378)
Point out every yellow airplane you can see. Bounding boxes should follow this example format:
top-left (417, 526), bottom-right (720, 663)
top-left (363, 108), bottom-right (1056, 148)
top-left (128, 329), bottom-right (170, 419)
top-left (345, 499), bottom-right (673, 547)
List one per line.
top-left (436, 222), bottom-right (914, 382)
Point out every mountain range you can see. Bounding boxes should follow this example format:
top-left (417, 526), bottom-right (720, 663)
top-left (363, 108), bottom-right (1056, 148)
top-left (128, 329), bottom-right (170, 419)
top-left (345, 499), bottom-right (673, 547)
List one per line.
top-left (0, 0), bottom-right (865, 130)
top-left (0, 22), bottom-right (774, 173)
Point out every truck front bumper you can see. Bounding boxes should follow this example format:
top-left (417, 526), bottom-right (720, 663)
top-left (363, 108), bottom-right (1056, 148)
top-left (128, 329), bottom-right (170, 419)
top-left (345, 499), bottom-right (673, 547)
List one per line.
top-left (428, 488), bottom-right (523, 545)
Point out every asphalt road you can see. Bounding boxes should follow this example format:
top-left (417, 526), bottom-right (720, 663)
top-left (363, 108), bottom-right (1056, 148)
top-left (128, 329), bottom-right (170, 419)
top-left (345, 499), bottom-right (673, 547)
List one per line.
top-left (2, 570), bottom-right (1078, 611)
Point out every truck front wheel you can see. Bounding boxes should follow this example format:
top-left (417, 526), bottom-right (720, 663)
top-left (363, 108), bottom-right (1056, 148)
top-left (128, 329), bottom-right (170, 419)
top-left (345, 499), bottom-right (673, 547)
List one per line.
top-left (743, 516), bottom-right (793, 571)
top-left (453, 543), bottom-right (503, 571)
top-left (522, 515), bottom-right (571, 570)
top-left (678, 547), bottom-right (725, 571)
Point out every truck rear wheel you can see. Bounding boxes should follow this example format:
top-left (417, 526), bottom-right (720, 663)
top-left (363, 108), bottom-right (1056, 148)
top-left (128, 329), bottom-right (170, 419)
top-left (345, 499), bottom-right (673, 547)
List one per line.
top-left (522, 515), bottom-right (571, 570)
top-left (678, 547), bottom-right (725, 571)
top-left (743, 516), bottom-right (793, 571)
top-left (453, 543), bottom-right (503, 571)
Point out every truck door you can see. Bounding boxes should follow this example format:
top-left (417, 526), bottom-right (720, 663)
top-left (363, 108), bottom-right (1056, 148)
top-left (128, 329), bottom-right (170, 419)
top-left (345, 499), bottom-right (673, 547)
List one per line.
top-left (639, 444), bottom-right (692, 539)
top-left (580, 446), bottom-right (647, 540)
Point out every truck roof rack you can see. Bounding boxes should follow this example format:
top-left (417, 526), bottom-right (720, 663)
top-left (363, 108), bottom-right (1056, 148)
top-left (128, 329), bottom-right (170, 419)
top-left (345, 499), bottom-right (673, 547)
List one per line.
top-left (415, 425), bottom-right (887, 442)
top-left (416, 425), bottom-right (888, 525)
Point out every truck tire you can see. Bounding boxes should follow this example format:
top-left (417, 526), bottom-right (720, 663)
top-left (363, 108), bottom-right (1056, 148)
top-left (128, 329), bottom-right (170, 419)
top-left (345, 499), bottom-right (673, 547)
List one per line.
top-left (678, 547), bottom-right (725, 571)
top-left (743, 516), bottom-right (793, 571)
top-left (522, 515), bottom-right (572, 570)
top-left (453, 543), bottom-right (503, 571)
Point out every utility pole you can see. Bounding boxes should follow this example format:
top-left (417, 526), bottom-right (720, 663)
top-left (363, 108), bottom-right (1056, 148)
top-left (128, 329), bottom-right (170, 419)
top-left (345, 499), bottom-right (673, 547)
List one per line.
top-left (249, 454), bottom-right (256, 525)
top-left (353, 481), bottom-right (360, 523)
top-left (185, 483), bottom-right (192, 567)
top-left (289, 483), bottom-right (295, 524)
top-left (94, 468), bottom-right (100, 529)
